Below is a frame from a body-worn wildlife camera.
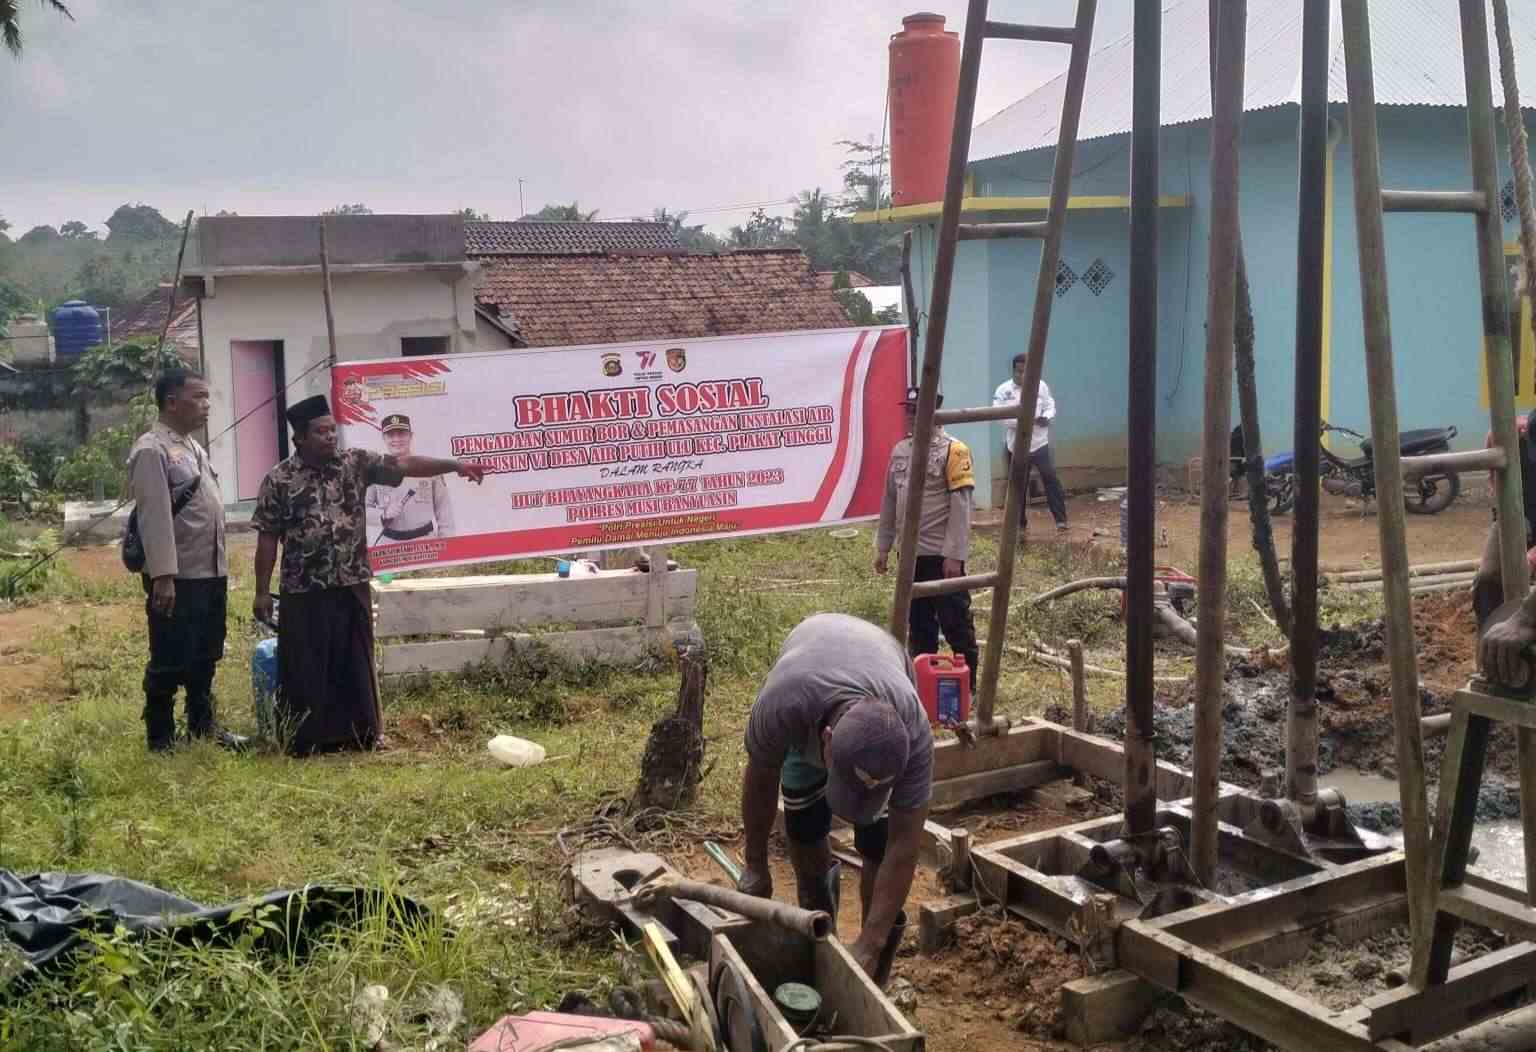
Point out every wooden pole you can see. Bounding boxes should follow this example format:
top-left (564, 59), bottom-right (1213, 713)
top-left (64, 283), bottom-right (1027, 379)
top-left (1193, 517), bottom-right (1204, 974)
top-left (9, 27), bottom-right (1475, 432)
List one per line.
top-left (1124, 0), bottom-right (1161, 839)
top-left (974, 0), bottom-right (1098, 730)
top-left (900, 229), bottom-right (920, 383)
top-left (1340, 0), bottom-right (1435, 968)
top-left (1068, 638), bottom-right (1089, 733)
top-left (889, 0), bottom-right (989, 651)
top-left (1190, 0), bottom-right (1247, 887)
top-left (1468, 0), bottom-right (1536, 910)
top-left (319, 217), bottom-right (338, 366)
top-left (1288, 0), bottom-right (1331, 810)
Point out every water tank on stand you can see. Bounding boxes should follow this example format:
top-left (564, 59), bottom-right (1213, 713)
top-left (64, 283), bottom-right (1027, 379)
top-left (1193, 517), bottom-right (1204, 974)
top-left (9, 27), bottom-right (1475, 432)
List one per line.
top-left (889, 12), bottom-right (961, 207)
top-left (51, 300), bottom-right (103, 358)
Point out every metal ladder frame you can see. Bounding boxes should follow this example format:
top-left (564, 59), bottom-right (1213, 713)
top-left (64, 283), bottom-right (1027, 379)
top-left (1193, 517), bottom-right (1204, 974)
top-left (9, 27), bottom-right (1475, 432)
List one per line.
top-left (1339, 0), bottom-right (1535, 991)
top-left (889, 0), bottom-right (1098, 735)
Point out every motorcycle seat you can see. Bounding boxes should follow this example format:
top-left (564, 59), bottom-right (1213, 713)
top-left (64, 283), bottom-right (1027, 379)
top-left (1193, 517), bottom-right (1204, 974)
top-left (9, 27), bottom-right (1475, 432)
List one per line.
top-left (1358, 426), bottom-right (1457, 458)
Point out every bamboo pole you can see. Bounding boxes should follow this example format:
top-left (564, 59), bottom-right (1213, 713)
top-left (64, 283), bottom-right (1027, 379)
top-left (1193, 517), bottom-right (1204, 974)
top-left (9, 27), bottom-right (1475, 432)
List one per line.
top-left (319, 217), bottom-right (338, 365)
top-left (1190, 0), bottom-right (1248, 887)
top-left (1288, 0), bottom-right (1331, 812)
top-left (889, 0), bottom-right (988, 654)
top-left (1340, 0), bottom-right (1435, 974)
top-left (974, 0), bottom-right (1098, 731)
top-left (1068, 638), bottom-right (1089, 733)
top-left (1482, 0), bottom-right (1536, 913)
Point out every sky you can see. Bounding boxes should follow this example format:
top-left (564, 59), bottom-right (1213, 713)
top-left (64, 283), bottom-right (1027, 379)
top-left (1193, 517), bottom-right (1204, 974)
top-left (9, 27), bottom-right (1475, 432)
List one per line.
top-left (1, 1), bottom-right (1132, 237)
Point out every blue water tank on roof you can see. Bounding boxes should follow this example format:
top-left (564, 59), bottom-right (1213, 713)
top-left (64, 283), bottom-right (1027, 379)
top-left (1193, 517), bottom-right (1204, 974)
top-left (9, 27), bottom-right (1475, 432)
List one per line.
top-left (52, 300), bottom-right (102, 357)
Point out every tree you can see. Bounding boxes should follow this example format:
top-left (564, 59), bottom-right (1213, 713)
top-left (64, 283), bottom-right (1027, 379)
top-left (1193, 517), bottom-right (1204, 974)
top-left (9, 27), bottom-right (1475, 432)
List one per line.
top-left (322, 203), bottom-right (373, 216)
top-left (521, 202), bottom-right (599, 222)
top-left (18, 225), bottom-right (59, 245)
top-left (105, 204), bottom-right (177, 242)
top-left (72, 254), bottom-right (135, 310)
top-left (651, 208), bottom-right (724, 252)
top-left (72, 339), bottom-right (185, 393)
top-left (455, 208), bottom-right (491, 221)
top-left (59, 220), bottom-right (96, 240)
top-left (214, 209), bottom-right (239, 217)
top-left (728, 208), bottom-right (791, 249)
top-left (0, 214), bottom-right (9, 235)
top-left (3, 0), bottom-right (73, 59)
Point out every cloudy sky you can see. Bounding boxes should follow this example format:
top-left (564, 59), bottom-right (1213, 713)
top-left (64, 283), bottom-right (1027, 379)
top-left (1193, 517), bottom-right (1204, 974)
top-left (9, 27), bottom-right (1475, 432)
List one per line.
top-left (2, 1), bottom-right (1132, 237)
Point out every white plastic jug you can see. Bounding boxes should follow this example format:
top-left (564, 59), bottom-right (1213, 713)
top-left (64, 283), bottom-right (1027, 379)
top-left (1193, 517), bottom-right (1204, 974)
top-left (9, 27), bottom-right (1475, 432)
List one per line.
top-left (487, 735), bottom-right (547, 768)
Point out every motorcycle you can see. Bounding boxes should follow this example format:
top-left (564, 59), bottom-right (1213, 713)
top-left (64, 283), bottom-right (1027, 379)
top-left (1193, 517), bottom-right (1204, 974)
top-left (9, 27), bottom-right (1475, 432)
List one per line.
top-left (1261, 421), bottom-right (1461, 515)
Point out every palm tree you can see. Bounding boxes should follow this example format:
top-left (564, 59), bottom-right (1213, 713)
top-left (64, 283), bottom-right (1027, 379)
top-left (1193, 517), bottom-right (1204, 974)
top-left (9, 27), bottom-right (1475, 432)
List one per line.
top-left (2, 0), bottom-right (74, 59)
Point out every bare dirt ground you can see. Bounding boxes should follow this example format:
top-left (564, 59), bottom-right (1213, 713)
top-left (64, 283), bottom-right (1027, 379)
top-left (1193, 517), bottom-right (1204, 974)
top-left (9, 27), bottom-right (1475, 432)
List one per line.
top-left (986, 488), bottom-right (1493, 572)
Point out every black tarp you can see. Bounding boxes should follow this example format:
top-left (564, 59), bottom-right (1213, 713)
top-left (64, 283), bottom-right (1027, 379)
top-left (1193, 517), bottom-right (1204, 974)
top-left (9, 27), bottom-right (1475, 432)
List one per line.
top-left (1, 869), bottom-right (430, 989)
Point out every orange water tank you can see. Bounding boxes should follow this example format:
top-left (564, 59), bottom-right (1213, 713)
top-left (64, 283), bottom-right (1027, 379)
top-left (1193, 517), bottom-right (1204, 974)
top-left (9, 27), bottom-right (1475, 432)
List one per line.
top-left (889, 13), bottom-right (961, 207)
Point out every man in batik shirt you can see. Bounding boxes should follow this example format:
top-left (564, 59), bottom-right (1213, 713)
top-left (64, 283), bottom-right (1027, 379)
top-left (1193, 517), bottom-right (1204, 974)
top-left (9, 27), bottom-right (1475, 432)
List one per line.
top-left (251, 395), bottom-right (484, 753)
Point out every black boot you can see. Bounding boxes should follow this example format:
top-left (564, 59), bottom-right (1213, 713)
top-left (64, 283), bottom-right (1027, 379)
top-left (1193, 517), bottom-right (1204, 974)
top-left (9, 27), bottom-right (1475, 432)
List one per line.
top-left (143, 695), bottom-right (176, 753)
top-left (795, 860), bottom-right (841, 924)
top-left (872, 909), bottom-right (909, 989)
top-left (186, 687), bottom-right (250, 753)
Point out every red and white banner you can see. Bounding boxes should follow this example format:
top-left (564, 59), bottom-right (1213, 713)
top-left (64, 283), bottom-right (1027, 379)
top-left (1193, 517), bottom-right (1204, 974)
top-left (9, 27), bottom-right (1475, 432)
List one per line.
top-left (331, 326), bottom-right (909, 573)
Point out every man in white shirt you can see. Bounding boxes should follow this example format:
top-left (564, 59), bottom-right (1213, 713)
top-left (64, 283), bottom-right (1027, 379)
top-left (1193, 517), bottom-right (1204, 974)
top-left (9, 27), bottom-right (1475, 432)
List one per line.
top-left (992, 353), bottom-right (1068, 534)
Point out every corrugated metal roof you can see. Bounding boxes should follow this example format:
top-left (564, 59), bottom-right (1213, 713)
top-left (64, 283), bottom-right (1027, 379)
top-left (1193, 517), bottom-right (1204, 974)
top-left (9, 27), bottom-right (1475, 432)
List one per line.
top-left (970, 0), bottom-right (1536, 163)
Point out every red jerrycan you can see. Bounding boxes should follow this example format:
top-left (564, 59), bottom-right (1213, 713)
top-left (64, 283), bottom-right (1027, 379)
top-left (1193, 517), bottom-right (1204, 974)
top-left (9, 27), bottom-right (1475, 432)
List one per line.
top-left (914, 653), bottom-right (971, 726)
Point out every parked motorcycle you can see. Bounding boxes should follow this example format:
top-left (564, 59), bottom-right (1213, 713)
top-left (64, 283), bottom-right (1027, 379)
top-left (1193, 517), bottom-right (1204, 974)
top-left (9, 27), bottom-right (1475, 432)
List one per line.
top-left (1262, 421), bottom-right (1461, 515)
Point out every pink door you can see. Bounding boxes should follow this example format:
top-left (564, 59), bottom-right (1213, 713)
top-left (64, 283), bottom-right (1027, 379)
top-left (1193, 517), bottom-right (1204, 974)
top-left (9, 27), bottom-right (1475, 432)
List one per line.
top-left (231, 340), bottom-right (282, 500)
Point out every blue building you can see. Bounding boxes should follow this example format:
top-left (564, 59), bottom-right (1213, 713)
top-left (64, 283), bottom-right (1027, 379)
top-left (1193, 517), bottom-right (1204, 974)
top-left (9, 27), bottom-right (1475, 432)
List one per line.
top-left (862, 0), bottom-right (1536, 507)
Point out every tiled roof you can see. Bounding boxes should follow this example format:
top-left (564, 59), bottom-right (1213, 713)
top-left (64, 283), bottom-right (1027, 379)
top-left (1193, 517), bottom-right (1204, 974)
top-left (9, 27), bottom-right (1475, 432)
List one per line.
top-left (971, 0), bottom-right (1536, 162)
top-left (812, 270), bottom-right (875, 290)
top-left (112, 284), bottom-right (200, 364)
top-left (464, 221), bottom-right (681, 256)
top-left (474, 249), bottom-right (855, 348)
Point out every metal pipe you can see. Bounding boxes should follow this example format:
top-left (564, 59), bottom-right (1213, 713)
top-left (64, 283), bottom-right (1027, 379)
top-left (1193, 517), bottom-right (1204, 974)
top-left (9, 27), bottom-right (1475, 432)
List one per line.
top-left (1340, 0), bottom-right (1435, 973)
top-left (1289, 0), bottom-right (1330, 812)
top-left (1190, 0), bottom-right (1247, 888)
top-left (1458, 0), bottom-right (1536, 917)
top-left (934, 403), bottom-right (1023, 425)
top-left (1400, 448), bottom-right (1506, 476)
top-left (976, 0), bottom-right (1099, 731)
top-left (909, 572), bottom-right (997, 599)
top-left (1380, 190), bottom-right (1488, 213)
top-left (888, 0), bottom-right (989, 652)
top-left (641, 877), bottom-right (832, 941)
top-left (1124, 0), bottom-right (1162, 840)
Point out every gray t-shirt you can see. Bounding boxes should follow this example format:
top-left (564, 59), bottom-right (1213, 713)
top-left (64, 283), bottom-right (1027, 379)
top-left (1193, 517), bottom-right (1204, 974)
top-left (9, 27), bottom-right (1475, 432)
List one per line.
top-left (744, 613), bottom-right (934, 811)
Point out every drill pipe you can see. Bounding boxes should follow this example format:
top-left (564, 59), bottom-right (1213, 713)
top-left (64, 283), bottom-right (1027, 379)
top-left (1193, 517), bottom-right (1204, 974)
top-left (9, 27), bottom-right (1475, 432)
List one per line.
top-left (639, 877), bottom-right (832, 941)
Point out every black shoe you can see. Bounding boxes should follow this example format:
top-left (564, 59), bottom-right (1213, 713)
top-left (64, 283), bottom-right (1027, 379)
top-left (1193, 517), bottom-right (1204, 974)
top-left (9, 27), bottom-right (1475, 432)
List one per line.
top-left (188, 723), bottom-right (252, 752)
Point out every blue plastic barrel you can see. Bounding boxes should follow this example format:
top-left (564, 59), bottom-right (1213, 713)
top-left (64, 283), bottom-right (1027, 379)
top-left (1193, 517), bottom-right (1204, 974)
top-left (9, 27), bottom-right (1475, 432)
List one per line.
top-left (51, 300), bottom-right (103, 357)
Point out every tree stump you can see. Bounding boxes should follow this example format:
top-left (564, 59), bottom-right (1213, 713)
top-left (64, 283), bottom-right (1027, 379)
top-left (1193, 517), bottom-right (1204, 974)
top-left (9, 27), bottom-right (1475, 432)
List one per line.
top-left (631, 642), bottom-right (707, 814)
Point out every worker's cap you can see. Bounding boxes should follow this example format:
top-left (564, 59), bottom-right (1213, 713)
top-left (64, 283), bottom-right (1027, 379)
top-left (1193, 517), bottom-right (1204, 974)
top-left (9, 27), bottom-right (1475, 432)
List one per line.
top-left (380, 413), bottom-right (413, 434)
top-left (900, 386), bottom-right (943, 408)
top-left (825, 699), bottom-right (910, 826)
top-left (286, 394), bottom-right (331, 429)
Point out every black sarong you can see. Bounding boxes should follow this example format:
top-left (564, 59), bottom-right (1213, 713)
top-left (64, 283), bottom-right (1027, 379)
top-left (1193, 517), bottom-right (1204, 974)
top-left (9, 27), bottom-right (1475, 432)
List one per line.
top-left (275, 584), bottom-right (380, 754)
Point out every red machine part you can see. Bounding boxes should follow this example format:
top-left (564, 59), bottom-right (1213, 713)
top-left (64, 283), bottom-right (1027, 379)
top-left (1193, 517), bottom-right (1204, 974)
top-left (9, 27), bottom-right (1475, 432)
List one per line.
top-left (889, 12), bottom-right (961, 207)
top-left (1120, 566), bottom-right (1197, 617)
top-left (469, 1012), bottom-right (656, 1052)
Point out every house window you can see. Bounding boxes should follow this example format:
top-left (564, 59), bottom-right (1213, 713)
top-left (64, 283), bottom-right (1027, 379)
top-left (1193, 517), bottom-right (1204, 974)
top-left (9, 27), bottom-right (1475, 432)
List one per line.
top-left (401, 336), bottom-right (450, 357)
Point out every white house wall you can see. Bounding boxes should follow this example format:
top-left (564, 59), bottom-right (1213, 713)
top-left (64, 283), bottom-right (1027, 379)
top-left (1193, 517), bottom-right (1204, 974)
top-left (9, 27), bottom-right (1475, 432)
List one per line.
top-left (201, 268), bottom-right (479, 503)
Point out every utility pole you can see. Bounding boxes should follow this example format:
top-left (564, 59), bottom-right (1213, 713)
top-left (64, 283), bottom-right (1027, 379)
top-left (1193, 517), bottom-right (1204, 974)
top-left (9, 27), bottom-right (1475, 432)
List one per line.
top-left (518, 179), bottom-right (526, 219)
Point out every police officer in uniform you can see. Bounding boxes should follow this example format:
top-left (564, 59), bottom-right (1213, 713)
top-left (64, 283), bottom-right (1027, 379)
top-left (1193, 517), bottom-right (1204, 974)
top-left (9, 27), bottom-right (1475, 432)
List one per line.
top-left (366, 414), bottom-right (456, 542)
top-left (875, 386), bottom-right (979, 689)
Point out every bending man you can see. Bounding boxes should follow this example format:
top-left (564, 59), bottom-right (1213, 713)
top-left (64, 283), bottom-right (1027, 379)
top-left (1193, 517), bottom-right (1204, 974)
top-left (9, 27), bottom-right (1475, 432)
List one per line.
top-left (739, 613), bottom-right (933, 985)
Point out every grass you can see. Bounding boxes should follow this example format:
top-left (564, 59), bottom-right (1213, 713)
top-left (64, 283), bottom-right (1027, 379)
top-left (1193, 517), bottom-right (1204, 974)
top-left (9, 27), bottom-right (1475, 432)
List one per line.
top-left (0, 524), bottom-right (1308, 1047)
